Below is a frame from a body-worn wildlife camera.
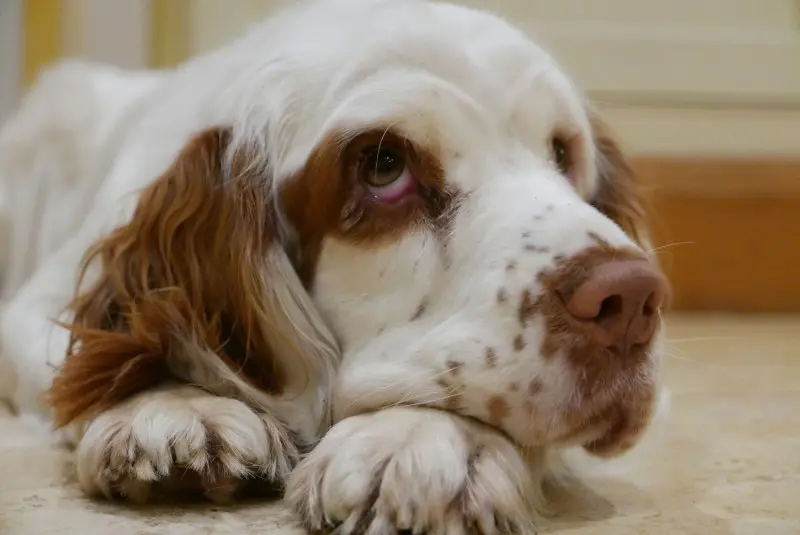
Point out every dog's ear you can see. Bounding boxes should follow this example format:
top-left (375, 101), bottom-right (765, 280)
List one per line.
top-left (47, 128), bottom-right (339, 439)
top-left (587, 109), bottom-right (651, 249)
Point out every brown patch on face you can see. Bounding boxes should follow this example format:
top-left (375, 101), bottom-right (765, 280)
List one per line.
top-left (486, 395), bottom-right (511, 424)
top-left (410, 298), bottom-right (428, 321)
top-left (540, 335), bottom-right (560, 361)
top-left (281, 128), bottom-right (459, 286)
top-left (484, 347), bottom-right (498, 368)
top-left (518, 288), bottom-right (538, 327)
top-left (513, 334), bottom-right (526, 352)
top-left (46, 129), bottom-right (285, 428)
top-left (583, 391), bottom-right (656, 458)
top-left (528, 379), bottom-right (543, 396)
top-left (587, 110), bottom-right (648, 247)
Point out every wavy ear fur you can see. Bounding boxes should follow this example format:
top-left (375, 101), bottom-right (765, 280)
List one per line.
top-left (46, 128), bottom-right (339, 441)
top-left (587, 109), bottom-right (650, 249)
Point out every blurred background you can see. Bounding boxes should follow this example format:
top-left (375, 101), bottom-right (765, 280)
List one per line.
top-left (1, 0), bottom-right (799, 313)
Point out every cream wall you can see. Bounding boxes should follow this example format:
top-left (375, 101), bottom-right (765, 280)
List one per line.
top-left (188, 0), bottom-right (286, 57)
top-left (61, 0), bottom-right (150, 69)
top-left (164, 0), bottom-right (800, 156)
top-left (502, 0), bottom-right (800, 157)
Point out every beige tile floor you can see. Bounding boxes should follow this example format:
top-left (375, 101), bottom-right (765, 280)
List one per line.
top-left (1, 313), bottom-right (798, 534)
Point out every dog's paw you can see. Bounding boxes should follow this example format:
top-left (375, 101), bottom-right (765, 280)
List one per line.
top-left (75, 385), bottom-right (297, 503)
top-left (286, 407), bottom-right (537, 535)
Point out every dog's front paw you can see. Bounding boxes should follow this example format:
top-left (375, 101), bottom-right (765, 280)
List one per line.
top-left (75, 385), bottom-right (297, 503)
top-left (286, 407), bottom-right (537, 535)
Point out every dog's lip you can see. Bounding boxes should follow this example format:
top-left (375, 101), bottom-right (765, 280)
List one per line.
top-left (580, 399), bottom-right (655, 458)
top-left (514, 407), bottom-right (611, 448)
top-left (537, 397), bottom-right (630, 448)
top-left (581, 414), bottom-right (625, 451)
top-left (583, 426), bottom-right (630, 457)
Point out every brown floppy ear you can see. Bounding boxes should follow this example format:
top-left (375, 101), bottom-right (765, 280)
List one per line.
top-left (587, 109), bottom-right (650, 248)
top-left (46, 128), bottom-right (339, 436)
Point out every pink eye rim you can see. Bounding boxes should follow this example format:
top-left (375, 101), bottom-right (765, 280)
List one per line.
top-left (338, 128), bottom-right (444, 214)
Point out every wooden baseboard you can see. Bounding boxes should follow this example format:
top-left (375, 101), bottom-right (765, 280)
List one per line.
top-left (634, 158), bottom-right (800, 313)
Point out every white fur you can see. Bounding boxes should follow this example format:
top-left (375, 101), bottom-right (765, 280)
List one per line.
top-left (0, 60), bottom-right (165, 415)
top-left (0, 1), bottom-right (664, 532)
top-left (287, 406), bottom-right (539, 534)
top-left (0, 60), bottom-right (164, 301)
top-left (76, 384), bottom-right (296, 503)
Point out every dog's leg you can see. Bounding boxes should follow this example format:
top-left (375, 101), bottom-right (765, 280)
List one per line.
top-left (0, 267), bottom-right (304, 502)
top-left (0, 261), bottom-right (72, 420)
top-left (286, 406), bottom-right (540, 535)
top-left (75, 383), bottom-right (297, 503)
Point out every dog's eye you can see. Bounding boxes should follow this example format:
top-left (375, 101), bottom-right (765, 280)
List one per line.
top-left (550, 137), bottom-right (570, 175)
top-left (361, 148), bottom-right (407, 187)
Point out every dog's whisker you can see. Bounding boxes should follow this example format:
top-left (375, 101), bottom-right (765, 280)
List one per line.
top-left (340, 367), bottom-right (461, 412)
top-left (647, 241), bottom-right (696, 254)
top-left (667, 336), bottom-right (749, 344)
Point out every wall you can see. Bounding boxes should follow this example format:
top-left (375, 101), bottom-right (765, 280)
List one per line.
top-left (175, 0), bottom-right (800, 157)
top-left (498, 0), bottom-right (800, 156)
top-left (61, 0), bottom-right (149, 69)
top-left (19, 0), bottom-right (150, 86)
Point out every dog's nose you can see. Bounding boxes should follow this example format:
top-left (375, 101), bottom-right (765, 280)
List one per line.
top-left (562, 259), bottom-right (666, 354)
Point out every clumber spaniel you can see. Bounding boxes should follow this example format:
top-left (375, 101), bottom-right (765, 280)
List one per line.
top-left (0, 0), bottom-right (668, 533)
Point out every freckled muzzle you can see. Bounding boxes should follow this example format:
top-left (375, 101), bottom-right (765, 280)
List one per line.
top-left (536, 240), bottom-right (668, 456)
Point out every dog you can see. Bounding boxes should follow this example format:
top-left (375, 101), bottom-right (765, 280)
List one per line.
top-left (0, 1), bottom-right (668, 533)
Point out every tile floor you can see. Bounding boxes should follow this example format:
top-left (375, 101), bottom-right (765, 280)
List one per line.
top-left (1, 314), bottom-right (798, 534)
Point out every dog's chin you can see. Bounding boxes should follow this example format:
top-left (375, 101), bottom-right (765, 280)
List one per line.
top-left (579, 398), bottom-right (656, 458)
top-left (532, 382), bottom-right (659, 457)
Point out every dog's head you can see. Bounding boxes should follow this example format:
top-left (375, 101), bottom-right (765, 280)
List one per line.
top-left (51, 0), bottom-right (667, 457)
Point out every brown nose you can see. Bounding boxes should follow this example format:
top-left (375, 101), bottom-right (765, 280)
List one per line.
top-left (562, 259), bottom-right (666, 354)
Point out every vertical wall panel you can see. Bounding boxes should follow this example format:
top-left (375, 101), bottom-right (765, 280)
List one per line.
top-left (61, 0), bottom-right (149, 69)
top-left (173, 0), bottom-right (800, 156)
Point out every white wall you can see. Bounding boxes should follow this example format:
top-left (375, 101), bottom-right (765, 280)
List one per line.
top-left (184, 0), bottom-right (800, 156)
top-left (0, 0), bottom-right (22, 123)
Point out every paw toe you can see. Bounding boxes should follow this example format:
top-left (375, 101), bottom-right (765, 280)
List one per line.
top-left (75, 388), bottom-right (296, 503)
